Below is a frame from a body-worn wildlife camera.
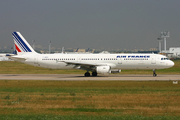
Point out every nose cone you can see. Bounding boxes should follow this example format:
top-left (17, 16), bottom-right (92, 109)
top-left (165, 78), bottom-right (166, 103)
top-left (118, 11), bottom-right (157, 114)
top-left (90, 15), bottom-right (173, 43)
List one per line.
top-left (169, 61), bottom-right (174, 67)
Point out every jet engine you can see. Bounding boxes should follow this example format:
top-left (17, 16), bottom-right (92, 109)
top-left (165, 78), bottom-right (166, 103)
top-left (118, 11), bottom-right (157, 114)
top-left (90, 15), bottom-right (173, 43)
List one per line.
top-left (96, 66), bottom-right (111, 74)
top-left (111, 69), bottom-right (121, 73)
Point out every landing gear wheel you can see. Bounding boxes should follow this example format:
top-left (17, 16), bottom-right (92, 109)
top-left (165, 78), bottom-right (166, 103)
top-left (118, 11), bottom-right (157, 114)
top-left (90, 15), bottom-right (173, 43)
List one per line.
top-left (84, 72), bottom-right (90, 77)
top-left (92, 72), bottom-right (97, 76)
top-left (153, 73), bottom-right (157, 77)
top-left (153, 69), bottom-right (157, 77)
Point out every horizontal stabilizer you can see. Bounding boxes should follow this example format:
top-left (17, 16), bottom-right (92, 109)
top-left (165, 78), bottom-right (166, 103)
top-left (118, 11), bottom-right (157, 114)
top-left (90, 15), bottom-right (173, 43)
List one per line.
top-left (8, 56), bottom-right (26, 61)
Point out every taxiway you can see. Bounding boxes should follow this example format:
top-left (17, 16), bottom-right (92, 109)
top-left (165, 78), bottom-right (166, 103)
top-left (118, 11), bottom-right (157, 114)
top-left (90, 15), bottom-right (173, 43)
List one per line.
top-left (0, 74), bottom-right (179, 81)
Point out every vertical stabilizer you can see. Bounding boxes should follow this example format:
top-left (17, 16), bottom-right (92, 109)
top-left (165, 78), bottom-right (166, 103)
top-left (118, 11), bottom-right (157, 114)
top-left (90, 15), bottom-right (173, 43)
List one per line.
top-left (12, 32), bottom-right (37, 54)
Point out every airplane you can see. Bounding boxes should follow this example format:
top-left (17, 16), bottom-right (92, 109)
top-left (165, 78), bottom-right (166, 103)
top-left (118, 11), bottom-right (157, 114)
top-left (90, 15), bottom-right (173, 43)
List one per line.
top-left (7, 31), bottom-right (174, 77)
top-left (75, 48), bottom-right (79, 52)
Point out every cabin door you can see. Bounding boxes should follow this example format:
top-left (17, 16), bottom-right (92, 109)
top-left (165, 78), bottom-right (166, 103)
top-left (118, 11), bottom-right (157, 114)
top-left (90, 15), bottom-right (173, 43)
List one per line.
top-left (77, 56), bottom-right (81, 62)
top-left (118, 58), bottom-right (122, 64)
top-left (34, 55), bottom-right (38, 64)
top-left (151, 56), bottom-right (156, 64)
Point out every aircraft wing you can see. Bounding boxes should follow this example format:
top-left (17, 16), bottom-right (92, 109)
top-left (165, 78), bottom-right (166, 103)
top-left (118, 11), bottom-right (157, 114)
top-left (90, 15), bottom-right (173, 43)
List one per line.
top-left (58, 61), bottom-right (116, 70)
top-left (59, 61), bottom-right (107, 66)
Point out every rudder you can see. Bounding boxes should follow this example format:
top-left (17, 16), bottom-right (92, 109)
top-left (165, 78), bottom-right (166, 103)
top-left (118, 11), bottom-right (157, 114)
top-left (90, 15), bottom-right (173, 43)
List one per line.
top-left (12, 32), bottom-right (36, 54)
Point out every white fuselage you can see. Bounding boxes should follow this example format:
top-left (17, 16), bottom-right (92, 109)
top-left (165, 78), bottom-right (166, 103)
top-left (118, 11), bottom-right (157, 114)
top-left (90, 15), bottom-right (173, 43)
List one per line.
top-left (17, 53), bottom-right (174, 70)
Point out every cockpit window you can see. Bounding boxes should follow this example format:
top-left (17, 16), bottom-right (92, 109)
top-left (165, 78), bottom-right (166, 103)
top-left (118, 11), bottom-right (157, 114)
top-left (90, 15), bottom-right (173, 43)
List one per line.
top-left (161, 58), bottom-right (169, 60)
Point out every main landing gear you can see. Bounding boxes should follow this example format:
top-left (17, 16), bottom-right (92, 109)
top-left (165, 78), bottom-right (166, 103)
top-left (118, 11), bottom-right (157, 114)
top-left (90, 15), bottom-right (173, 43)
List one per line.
top-left (153, 69), bottom-right (157, 77)
top-left (92, 72), bottom-right (97, 76)
top-left (84, 71), bottom-right (97, 77)
top-left (84, 72), bottom-right (90, 77)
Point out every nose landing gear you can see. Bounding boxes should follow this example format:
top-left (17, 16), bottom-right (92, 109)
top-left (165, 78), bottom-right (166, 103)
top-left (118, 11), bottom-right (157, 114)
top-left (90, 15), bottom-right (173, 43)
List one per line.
top-left (153, 69), bottom-right (157, 77)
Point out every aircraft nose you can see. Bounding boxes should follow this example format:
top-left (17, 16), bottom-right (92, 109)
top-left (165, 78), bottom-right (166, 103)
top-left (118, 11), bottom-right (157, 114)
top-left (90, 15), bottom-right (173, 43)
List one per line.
top-left (169, 61), bottom-right (174, 67)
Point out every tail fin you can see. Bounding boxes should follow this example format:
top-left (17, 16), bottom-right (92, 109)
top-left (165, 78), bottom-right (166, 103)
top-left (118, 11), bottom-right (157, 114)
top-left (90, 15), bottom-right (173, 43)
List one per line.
top-left (12, 32), bottom-right (37, 54)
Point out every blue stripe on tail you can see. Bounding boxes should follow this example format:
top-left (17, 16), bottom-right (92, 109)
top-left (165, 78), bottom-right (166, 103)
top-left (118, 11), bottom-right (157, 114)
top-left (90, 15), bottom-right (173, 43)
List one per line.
top-left (12, 32), bottom-right (32, 52)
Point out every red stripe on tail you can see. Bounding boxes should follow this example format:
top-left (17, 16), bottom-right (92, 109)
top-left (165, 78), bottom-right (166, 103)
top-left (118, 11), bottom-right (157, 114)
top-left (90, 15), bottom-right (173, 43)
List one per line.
top-left (15, 44), bottom-right (21, 52)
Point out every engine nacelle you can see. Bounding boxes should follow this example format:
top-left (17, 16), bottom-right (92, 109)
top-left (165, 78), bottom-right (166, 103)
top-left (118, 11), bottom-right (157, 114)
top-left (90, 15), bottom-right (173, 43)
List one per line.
top-left (96, 66), bottom-right (111, 74)
top-left (111, 69), bottom-right (121, 73)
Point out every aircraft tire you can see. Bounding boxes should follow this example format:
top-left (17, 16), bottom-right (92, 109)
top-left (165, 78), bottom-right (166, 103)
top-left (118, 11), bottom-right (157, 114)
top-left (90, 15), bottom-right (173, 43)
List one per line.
top-left (153, 73), bottom-right (157, 77)
top-left (92, 72), bottom-right (97, 76)
top-left (84, 72), bottom-right (90, 77)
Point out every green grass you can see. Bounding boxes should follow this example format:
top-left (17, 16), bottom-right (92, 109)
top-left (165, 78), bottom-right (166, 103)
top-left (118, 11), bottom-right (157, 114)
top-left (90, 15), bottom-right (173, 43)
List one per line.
top-left (0, 60), bottom-right (180, 119)
top-left (0, 80), bottom-right (180, 118)
top-left (0, 59), bottom-right (180, 74)
top-left (0, 81), bottom-right (179, 94)
top-left (0, 114), bottom-right (179, 120)
top-left (0, 61), bottom-right (86, 74)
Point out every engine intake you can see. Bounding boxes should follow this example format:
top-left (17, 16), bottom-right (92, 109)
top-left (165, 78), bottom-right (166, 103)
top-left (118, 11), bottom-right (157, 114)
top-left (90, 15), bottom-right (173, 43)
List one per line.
top-left (96, 66), bottom-right (111, 74)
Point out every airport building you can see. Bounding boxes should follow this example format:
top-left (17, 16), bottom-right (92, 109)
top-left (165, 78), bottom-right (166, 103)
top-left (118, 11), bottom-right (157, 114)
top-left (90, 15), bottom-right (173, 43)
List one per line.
top-left (161, 47), bottom-right (180, 59)
top-left (157, 31), bottom-right (180, 59)
top-left (73, 49), bottom-right (86, 52)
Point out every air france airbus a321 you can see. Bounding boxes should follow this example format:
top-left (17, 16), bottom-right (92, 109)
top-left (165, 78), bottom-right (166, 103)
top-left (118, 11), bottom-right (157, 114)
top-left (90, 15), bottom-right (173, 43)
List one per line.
top-left (7, 32), bottom-right (174, 77)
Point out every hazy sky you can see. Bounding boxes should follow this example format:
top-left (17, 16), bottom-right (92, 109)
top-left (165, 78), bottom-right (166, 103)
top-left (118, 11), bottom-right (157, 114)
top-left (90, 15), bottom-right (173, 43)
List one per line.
top-left (0, 0), bottom-right (180, 50)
